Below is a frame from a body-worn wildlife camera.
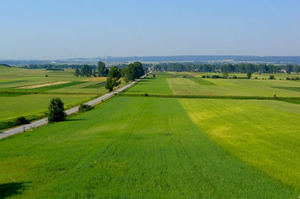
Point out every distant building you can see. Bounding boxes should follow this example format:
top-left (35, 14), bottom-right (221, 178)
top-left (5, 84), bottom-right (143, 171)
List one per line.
top-left (281, 69), bottom-right (287, 73)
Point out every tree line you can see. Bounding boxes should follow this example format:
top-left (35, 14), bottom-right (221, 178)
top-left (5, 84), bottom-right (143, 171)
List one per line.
top-left (105, 62), bottom-right (145, 91)
top-left (74, 61), bottom-right (145, 90)
top-left (154, 63), bottom-right (300, 74)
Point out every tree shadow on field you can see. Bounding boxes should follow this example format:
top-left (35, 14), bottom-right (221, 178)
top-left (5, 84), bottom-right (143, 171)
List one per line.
top-left (128, 90), bottom-right (141, 93)
top-left (65, 118), bottom-right (85, 122)
top-left (0, 182), bottom-right (30, 198)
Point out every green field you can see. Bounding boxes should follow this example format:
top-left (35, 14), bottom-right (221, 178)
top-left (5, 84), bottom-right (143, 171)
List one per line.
top-left (180, 98), bottom-right (300, 189)
top-left (0, 70), bottom-right (299, 198)
top-left (125, 72), bottom-right (300, 98)
top-left (0, 94), bottom-right (95, 121)
top-left (0, 97), bottom-right (298, 198)
top-left (0, 66), bottom-right (110, 125)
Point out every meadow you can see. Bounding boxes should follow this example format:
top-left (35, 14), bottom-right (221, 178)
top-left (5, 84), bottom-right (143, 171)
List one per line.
top-left (0, 70), bottom-right (299, 198)
top-left (127, 72), bottom-right (300, 97)
top-left (0, 66), bottom-right (110, 128)
top-left (0, 97), bottom-right (298, 198)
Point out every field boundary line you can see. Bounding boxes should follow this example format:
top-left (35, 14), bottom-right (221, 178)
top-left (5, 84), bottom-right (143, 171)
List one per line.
top-left (120, 93), bottom-right (300, 101)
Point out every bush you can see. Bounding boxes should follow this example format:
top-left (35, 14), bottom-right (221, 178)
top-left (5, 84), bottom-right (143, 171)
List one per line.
top-left (212, 75), bottom-right (221, 79)
top-left (286, 77), bottom-right (290, 80)
top-left (16, 116), bottom-right (29, 125)
top-left (247, 72), bottom-right (252, 79)
top-left (153, 74), bottom-right (156, 77)
top-left (144, 93), bottom-right (149, 96)
top-left (232, 76), bottom-right (237, 79)
top-left (48, 98), bottom-right (66, 123)
top-left (269, 75), bottom-right (275, 80)
top-left (78, 104), bottom-right (94, 113)
top-left (45, 74), bottom-right (48, 77)
top-left (202, 75), bottom-right (206, 78)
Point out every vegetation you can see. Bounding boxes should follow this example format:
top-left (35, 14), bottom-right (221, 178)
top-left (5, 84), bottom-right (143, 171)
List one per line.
top-left (48, 98), bottom-right (66, 123)
top-left (180, 98), bottom-right (300, 189)
top-left (0, 65), bottom-right (103, 124)
top-left (0, 68), bottom-right (299, 198)
top-left (16, 116), bottom-right (29, 125)
top-left (154, 62), bottom-right (300, 74)
top-left (97, 61), bottom-right (109, 77)
top-left (78, 104), bottom-right (94, 113)
top-left (0, 97), bottom-right (298, 198)
top-left (247, 71), bottom-right (252, 79)
top-left (105, 66), bottom-right (121, 91)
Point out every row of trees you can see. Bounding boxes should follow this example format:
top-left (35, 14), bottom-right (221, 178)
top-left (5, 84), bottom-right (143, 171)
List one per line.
top-left (154, 63), bottom-right (300, 74)
top-left (74, 65), bottom-right (96, 77)
top-left (75, 61), bottom-right (109, 77)
top-left (105, 62), bottom-right (145, 91)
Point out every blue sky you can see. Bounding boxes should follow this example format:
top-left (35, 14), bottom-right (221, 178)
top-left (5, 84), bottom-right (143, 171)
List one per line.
top-left (0, 0), bottom-right (299, 59)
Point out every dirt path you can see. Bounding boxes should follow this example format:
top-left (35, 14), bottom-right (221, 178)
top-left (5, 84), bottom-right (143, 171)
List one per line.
top-left (18, 81), bottom-right (70, 89)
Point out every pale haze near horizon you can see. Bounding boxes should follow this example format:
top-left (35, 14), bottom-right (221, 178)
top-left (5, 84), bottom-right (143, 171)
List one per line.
top-left (0, 0), bottom-right (299, 60)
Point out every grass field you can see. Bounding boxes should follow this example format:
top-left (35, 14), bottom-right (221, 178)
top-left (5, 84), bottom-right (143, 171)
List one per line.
top-left (0, 66), bottom-right (109, 124)
top-left (0, 94), bottom-right (96, 121)
top-left (180, 98), bottom-right (300, 189)
top-left (125, 72), bottom-right (300, 97)
top-left (127, 76), bottom-right (173, 95)
top-left (0, 69), bottom-right (299, 198)
top-left (0, 97), bottom-right (298, 198)
top-left (168, 77), bottom-right (300, 97)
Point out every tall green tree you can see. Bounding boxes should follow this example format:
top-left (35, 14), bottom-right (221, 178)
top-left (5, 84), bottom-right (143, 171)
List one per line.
top-left (97, 61), bottom-right (109, 77)
top-left (121, 67), bottom-right (129, 83)
top-left (286, 65), bottom-right (293, 74)
top-left (74, 69), bottom-right (80, 77)
top-left (80, 65), bottom-right (92, 77)
top-left (126, 62), bottom-right (145, 81)
top-left (48, 98), bottom-right (66, 123)
top-left (247, 72), bottom-right (252, 79)
top-left (105, 66), bottom-right (121, 91)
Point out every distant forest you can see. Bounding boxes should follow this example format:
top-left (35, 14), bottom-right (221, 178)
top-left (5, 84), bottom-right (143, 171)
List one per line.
top-left (154, 63), bottom-right (300, 74)
top-left (10, 62), bottom-right (300, 74)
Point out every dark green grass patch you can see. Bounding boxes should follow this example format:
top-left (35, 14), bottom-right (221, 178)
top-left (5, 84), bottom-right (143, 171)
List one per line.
top-left (14, 81), bottom-right (86, 93)
top-left (121, 92), bottom-right (300, 101)
top-left (0, 80), bottom-right (28, 86)
top-left (278, 98), bottom-right (300, 105)
top-left (272, 86), bottom-right (300, 92)
top-left (83, 82), bottom-right (106, 88)
top-left (183, 75), bottom-right (216, 85)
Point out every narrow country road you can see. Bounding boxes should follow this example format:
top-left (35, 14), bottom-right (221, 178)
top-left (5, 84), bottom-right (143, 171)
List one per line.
top-left (0, 75), bottom-right (145, 140)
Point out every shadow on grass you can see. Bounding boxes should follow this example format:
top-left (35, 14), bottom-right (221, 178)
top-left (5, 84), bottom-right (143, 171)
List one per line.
top-left (0, 182), bottom-right (30, 198)
top-left (66, 118), bottom-right (86, 122)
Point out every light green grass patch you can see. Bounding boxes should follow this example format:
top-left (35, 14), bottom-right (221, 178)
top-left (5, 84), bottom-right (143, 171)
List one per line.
top-left (179, 98), bottom-right (300, 189)
top-left (167, 77), bottom-right (300, 97)
top-left (127, 77), bottom-right (173, 95)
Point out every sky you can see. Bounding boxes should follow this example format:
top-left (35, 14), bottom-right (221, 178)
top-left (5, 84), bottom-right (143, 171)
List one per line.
top-left (0, 0), bottom-right (299, 59)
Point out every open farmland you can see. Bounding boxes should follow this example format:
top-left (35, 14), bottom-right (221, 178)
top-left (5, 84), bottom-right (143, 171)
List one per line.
top-left (0, 71), bottom-right (299, 198)
top-left (126, 72), bottom-right (300, 97)
top-left (0, 66), bottom-right (110, 128)
top-left (0, 96), bottom-right (298, 198)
